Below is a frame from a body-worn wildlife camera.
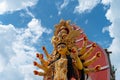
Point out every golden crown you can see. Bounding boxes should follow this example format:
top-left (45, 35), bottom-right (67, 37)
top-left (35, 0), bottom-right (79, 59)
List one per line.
top-left (52, 20), bottom-right (80, 49)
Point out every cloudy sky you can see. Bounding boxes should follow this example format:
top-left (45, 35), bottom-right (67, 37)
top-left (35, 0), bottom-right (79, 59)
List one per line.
top-left (0, 0), bottom-right (120, 80)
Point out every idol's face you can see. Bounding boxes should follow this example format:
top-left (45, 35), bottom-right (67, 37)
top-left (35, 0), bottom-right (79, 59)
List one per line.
top-left (57, 43), bottom-right (67, 55)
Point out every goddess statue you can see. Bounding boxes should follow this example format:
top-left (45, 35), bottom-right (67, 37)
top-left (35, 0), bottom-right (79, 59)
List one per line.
top-left (33, 20), bottom-right (101, 80)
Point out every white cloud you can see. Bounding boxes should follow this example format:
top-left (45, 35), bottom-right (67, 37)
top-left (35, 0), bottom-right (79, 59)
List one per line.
top-left (104, 0), bottom-right (120, 80)
top-left (102, 26), bottom-right (109, 33)
top-left (0, 64), bottom-right (24, 80)
top-left (101, 0), bottom-right (111, 5)
top-left (74, 0), bottom-right (100, 13)
top-left (0, 24), bottom-right (16, 69)
top-left (0, 1), bottom-right (7, 14)
top-left (0, 24), bottom-right (24, 80)
top-left (0, 0), bottom-right (38, 15)
top-left (56, 0), bottom-right (69, 15)
top-left (25, 8), bottom-right (35, 18)
top-left (0, 55), bottom-right (5, 72)
top-left (60, 0), bottom-right (69, 9)
top-left (0, 18), bottom-right (52, 80)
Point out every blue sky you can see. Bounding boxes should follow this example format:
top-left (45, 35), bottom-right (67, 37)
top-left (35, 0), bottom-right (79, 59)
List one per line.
top-left (0, 0), bottom-right (120, 80)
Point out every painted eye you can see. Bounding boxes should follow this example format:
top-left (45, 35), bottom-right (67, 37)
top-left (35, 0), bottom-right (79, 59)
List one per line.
top-left (57, 44), bottom-right (66, 49)
top-left (61, 44), bottom-right (66, 48)
top-left (57, 46), bottom-right (60, 49)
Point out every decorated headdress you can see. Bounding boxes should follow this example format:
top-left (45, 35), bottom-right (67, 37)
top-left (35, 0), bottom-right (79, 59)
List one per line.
top-left (52, 19), bottom-right (80, 49)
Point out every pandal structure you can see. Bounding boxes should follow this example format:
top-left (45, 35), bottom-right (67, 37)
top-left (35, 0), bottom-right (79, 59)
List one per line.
top-left (33, 20), bottom-right (107, 80)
